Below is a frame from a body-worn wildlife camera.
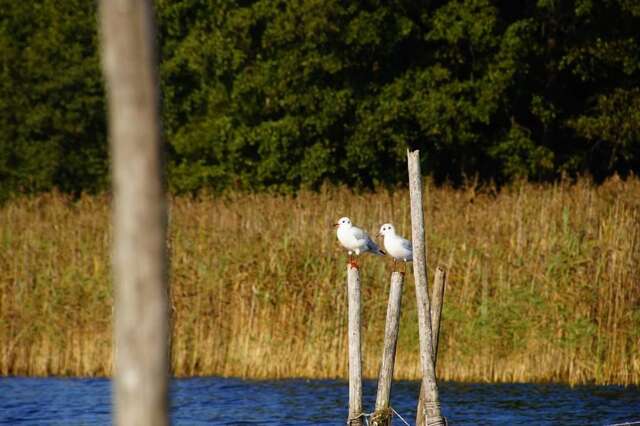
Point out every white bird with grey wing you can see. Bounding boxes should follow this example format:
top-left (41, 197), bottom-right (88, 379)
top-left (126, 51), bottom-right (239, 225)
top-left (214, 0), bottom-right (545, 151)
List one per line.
top-left (377, 223), bottom-right (412, 272)
top-left (334, 217), bottom-right (385, 268)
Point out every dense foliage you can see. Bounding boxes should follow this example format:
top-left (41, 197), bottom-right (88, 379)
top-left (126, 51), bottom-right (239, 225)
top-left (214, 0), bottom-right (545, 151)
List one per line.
top-left (1, 0), bottom-right (639, 198)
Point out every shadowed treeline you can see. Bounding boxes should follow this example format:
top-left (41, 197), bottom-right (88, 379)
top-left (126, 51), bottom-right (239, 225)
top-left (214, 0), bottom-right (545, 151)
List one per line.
top-left (2, 1), bottom-right (640, 200)
top-left (1, 178), bottom-right (639, 384)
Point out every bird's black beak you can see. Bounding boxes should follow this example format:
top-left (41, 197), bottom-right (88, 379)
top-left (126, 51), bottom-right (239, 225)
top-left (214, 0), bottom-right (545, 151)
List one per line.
top-left (333, 223), bottom-right (339, 228)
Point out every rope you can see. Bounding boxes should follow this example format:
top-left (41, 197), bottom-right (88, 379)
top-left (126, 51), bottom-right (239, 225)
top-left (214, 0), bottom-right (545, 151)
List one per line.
top-left (390, 406), bottom-right (411, 426)
top-left (351, 410), bottom-right (637, 426)
top-left (348, 407), bottom-right (417, 426)
top-left (422, 401), bottom-right (447, 426)
top-left (423, 401), bottom-right (441, 410)
top-left (370, 408), bottom-right (391, 425)
top-left (347, 412), bottom-right (370, 425)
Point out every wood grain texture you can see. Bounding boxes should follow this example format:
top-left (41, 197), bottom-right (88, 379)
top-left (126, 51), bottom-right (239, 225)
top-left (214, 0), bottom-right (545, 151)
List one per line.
top-left (372, 271), bottom-right (405, 425)
top-left (417, 266), bottom-right (447, 426)
top-left (99, 1), bottom-right (169, 425)
top-left (347, 265), bottom-right (364, 426)
top-left (430, 267), bottom-right (447, 366)
top-left (407, 149), bottom-right (445, 426)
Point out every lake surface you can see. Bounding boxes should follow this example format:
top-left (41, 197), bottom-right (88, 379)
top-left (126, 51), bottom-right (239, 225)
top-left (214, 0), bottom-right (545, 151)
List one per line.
top-left (0, 377), bottom-right (638, 425)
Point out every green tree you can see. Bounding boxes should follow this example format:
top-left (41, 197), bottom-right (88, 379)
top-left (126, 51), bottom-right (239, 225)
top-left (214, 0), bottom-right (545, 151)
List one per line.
top-left (0, 0), bottom-right (107, 199)
top-left (1, 0), bottom-right (639, 197)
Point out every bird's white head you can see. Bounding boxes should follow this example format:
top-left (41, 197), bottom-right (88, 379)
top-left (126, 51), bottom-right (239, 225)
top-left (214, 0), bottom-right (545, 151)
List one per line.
top-left (377, 223), bottom-right (395, 237)
top-left (334, 217), bottom-right (352, 228)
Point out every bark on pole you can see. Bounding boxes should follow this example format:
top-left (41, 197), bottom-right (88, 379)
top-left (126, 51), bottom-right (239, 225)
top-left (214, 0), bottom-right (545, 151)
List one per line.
top-left (371, 271), bottom-right (405, 426)
top-left (407, 149), bottom-right (445, 426)
top-left (99, 1), bottom-right (169, 425)
top-left (417, 266), bottom-right (448, 426)
top-left (347, 265), bottom-right (364, 426)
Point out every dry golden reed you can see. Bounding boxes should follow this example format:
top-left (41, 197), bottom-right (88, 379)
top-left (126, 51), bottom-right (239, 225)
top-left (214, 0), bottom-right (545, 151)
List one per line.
top-left (1, 178), bottom-right (639, 384)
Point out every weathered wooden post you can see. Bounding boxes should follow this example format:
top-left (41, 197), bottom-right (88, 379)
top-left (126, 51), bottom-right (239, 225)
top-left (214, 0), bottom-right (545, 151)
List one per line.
top-left (417, 266), bottom-right (448, 426)
top-left (347, 265), bottom-right (364, 426)
top-left (430, 267), bottom-right (447, 365)
top-left (407, 148), bottom-right (446, 426)
top-left (371, 271), bottom-right (405, 426)
top-left (99, 1), bottom-right (169, 425)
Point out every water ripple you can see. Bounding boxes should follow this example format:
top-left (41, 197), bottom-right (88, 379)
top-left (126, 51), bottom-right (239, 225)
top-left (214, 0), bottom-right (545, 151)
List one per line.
top-left (0, 377), bottom-right (638, 425)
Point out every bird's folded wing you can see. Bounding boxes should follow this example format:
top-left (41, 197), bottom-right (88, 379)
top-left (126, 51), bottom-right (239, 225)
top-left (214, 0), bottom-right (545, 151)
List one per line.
top-left (366, 235), bottom-right (381, 251)
top-left (401, 238), bottom-right (412, 250)
top-left (351, 226), bottom-right (367, 240)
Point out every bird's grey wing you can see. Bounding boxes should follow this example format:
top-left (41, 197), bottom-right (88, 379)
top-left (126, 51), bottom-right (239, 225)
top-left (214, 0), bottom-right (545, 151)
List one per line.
top-left (401, 238), bottom-right (412, 251)
top-left (351, 226), bottom-right (366, 240)
top-left (366, 234), bottom-right (385, 255)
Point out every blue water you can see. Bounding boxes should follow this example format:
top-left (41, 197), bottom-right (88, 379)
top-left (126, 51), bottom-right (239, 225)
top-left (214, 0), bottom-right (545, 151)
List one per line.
top-left (0, 377), bottom-right (638, 425)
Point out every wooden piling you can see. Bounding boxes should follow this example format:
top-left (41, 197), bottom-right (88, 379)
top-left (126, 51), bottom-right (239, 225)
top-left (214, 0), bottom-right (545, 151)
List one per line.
top-left (430, 266), bottom-right (447, 366)
top-left (99, 1), bottom-right (169, 425)
top-left (371, 271), bottom-right (405, 426)
top-left (347, 265), bottom-right (364, 426)
top-left (417, 266), bottom-right (448, 426)
top-left (407, 148), bottom-right (446, 426)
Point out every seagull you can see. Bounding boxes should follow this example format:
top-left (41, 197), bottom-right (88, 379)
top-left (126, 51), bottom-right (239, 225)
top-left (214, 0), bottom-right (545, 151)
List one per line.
top-left (377, 223), bottom-right (412, 272)
top-left (334, 217), bottom-right (385, 268)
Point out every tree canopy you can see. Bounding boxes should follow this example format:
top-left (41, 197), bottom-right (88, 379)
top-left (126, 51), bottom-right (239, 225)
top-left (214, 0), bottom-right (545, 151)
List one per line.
top-left (1, 0), bottom-right (639, 199)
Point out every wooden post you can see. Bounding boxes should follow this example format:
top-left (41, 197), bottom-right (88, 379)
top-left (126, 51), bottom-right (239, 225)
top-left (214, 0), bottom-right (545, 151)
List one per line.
top-left (417, 266), bottom-right (447, 426)
top-left (347, 265), bottom-right (364, 426)
top-left (407, 148), bottom-right (446, 426)
top-left (99, 1), bottom-right (169, 425)
top-left (371, 271), bottom-right (405, 426)
top-left (430, 266), bottom-right (447, 366)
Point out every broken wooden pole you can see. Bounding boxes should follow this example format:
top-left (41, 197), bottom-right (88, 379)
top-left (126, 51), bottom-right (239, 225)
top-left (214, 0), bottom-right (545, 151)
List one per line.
top-left (417, 266), bottom-right (448, 426)
top-left (371, 271), bottom-right (405, 426)
top-left (407, 148), bottom-right (446, 426)
top-left (430, 266), bottom-right (447, 365)
top-left (99, 1), bottom-right (169, 425)
top-left (347, 265), bottom-right (364, 426)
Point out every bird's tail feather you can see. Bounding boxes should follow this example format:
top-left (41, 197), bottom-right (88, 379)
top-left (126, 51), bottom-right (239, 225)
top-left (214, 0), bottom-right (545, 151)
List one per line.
top-left (366, 237), bottom-right (385, 256)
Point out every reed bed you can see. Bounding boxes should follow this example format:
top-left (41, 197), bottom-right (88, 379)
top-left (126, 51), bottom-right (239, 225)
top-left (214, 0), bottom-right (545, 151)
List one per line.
top-left (1, 178), bottom-right (638, 384)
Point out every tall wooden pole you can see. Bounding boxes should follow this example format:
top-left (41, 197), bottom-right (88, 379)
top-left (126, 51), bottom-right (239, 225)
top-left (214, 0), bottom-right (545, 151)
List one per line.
top-left (407, 149), bottom-right (445, 426)
top-left (372, 271), bottom-right (405, 426)
top-left (417, 266), bottom-right (447, 426)
top-left (347, 265), bottom-right (364, 426)
top-left (99, 1), bottom-right (169, 425)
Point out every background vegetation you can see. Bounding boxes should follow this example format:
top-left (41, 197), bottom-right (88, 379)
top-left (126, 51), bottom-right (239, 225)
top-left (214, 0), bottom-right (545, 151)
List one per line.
top-left (1, 0), bottom-right (640, 200)
top-left (1, 179), bottom-right (638, 384)
top-left (1, 0), bottom-right (639, 385)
